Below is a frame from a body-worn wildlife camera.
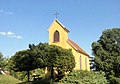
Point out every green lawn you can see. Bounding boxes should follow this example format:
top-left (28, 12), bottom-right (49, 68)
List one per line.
top-left (0, 75), bottom-right (59, 84)
top-left (0, 73), bottom-right (108, 84)
top-left (0, 75), bottom-right (21, 84)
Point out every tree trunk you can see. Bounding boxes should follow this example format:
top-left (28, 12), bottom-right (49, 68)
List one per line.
top-left (51, 65), bottom-right (54, 80)
top-left (27, 70), bottom-right (30, 82)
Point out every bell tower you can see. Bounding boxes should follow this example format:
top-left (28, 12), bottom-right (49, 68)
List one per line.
top-left (48, 19), bottom-right (69, 48)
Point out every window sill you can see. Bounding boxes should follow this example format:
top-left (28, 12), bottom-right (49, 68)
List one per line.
top-left (53, 41), bottom-right (60, 43)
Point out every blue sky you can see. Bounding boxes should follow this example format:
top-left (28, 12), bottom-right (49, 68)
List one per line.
top-left (0, 0), bottom-right (120, 57)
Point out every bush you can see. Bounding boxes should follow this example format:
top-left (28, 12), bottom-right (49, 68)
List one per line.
top-left (9, 68), bottom-right (45, 81)
top-left (61, 70), bottom-right (108, 84)
top-left (109, 75), bottom-right (120, 84)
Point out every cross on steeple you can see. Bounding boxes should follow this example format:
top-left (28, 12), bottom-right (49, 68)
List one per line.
top-left (54, 11), bottom-right (59, 19)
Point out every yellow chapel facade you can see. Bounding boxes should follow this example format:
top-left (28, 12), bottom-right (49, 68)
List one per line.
top-left (48, 19), bottom-right (90, 71)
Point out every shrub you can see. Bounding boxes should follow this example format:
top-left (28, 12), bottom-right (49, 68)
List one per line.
top-left (109, 75), bottom-right (120, 84)
top-left (61, 70), bottom-right (108, 84)
top-left (9, 68), bottom-right (45, 81)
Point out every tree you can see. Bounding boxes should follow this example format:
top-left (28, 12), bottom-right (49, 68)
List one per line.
top-left (46, 45), bottom-right (75, 80)
top-left (30, 43), bottom-right (75, 80)
top-left (92, 28), bottom-right (120, 83)
top-left (10, 43), bottom-right (75, 81)
top-left (61, 70), bottom-right (108, 84)
top-left (0, 52), bottom-right (5, 68)
top-left (10, 49), bottom-right (43, 81)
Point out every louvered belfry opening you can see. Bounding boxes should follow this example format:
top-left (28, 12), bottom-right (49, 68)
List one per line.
top-left (54, 30), bottom-right (60, 42)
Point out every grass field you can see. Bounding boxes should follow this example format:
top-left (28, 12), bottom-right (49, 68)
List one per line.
top-left (0, 75), bottom-right (21, 84)
top-left (0, 75), bottom-right (59, 84)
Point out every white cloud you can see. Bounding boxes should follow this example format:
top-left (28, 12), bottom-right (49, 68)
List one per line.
top-left (0, 32), bottom-right (6, 35)
top-left (0, 9), bottom-right (14, 15)
top-left (0, 31), bottom-right (23, 39)
top-left (16, 36), bottom-right (23, 39)
top-left (7, 31), bottom-right (14, 36)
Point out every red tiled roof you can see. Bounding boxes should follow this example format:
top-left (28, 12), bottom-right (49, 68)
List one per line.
top-left (67, 39), bottom-right (90, 57)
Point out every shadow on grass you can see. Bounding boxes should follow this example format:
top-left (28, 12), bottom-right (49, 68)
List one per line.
top-left (17, 78), bottom-right (58, 84)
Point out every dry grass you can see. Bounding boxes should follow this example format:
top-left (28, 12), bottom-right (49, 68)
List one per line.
top-left (0, 75), bottom-right (21, 84)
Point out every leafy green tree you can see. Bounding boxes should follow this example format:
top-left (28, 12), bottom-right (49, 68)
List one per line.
top-left (92, 28), bottom-right (120, 83)
top-left (29, 43), bottom-right (50, 68)
top-left (10, 43), bottom-right (75, 81)
top-left (9, 49), bottom-right (43, 81)
top-left (30, 43), bottom-right (75, 80)
top-left (47, 45), bottom-right (75, 80)
top-left (61, 70), bottom-right (108, 84)
top-left (0, 52), bottom-right (5, 68)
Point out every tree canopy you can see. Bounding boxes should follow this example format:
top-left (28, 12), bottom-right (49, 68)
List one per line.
top-left (30, 43), bottom-right (75, 79)
top-left (0, 52), bottom-right (5, 68)
top-left (92, 28), bottom-right (120, 83)
top-left (9, 49), bottom-right (43, 81)
top-left (10, 43), bottom-right (75, 81)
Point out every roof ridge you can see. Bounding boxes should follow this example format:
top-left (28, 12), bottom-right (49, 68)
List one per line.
top-left (55, 19), bottom-right (65, 27)
top-left (54, 19), bottom-right (70, 32)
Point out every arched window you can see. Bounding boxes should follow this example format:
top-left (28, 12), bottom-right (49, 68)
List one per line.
top-left (80, 56), bottom-right (82, 69)
top-left (53, 30), bottom-right (60, 42)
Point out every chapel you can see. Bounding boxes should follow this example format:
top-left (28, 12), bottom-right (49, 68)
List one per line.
top-left (48, 19), bottom-right (90, 71)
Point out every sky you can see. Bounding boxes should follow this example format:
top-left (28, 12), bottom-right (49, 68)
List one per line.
top-left (0, 0), bottom-right (120, 57)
